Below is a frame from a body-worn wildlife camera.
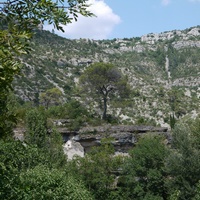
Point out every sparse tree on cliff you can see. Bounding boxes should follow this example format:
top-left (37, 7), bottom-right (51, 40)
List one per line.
top-left (79, 62), bottom-right (129, 120)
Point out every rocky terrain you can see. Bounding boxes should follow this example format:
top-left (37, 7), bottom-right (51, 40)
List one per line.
top-left (14, 124), bottom-right (170, 159)
top-left (14, 26), bottom-right (200, 127)
top-left (64, 124), bottom-right (168, 148)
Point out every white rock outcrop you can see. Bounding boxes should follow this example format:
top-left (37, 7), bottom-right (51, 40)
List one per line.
top-left (141, 27), bottom-right (200, 45)
top-left (63, 140), bottom-right (84, 160)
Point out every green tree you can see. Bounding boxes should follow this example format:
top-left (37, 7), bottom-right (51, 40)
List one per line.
top-left (25, 108), bottom-right (67, 167)
top-left (0, 139), bottom-right (50, 199)
top-left (122, 135), bottom-right (168, 199)
top-left (17, 165), bottom-right (94, 200)
top-left (169, 113), bottom-right (176, 129)
top-left (168, 88), bottom-right (185, 118)
top-left (0, 92), bottom-right (18, 138)
top-left (80, 62), bottom-right (129, 120)
top-left (40, 87), bottom-right (62, 109)
top-left (25, 108), bottom-right (48, 148)
top-left (0, 0), bottom-right (93, 138)
top-left (193, 180), bottom-right (200, 200)
top-left (45, 128), bottom-right (67, 168)
top-left (166, 119), bottom-right (200, 200)
top-left (0, 140), bottom-right (93, 200)
top-left (63, 100), bottom-right (90, 130)
top-left (68, 138), bottom-right (123, 200)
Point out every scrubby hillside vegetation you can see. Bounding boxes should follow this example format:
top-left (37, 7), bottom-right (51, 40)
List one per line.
top-left (13, 26), bottom-right (200, 128)
top-left (1, 22), bottom-right (200, 200)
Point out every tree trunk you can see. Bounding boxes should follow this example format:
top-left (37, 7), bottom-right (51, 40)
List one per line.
top-left (102, 96), bottom-right (107, 120)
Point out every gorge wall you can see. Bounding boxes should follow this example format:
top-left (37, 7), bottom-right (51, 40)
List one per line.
top-left (14, 124), bottom-right (170, 159)
top-left (59, 125), bottom-right (170, 159)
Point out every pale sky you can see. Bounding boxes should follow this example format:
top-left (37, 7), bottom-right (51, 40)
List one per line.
top-left (44, 0), bottom-right (200, 39)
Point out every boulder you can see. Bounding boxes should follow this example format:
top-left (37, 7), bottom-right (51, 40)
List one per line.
top-left (63, 140), bottom-right (84, 160)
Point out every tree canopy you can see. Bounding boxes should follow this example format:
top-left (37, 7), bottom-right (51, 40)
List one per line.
top-left (166, 119), bottom-right (200, 199)
top-left (80, 62), bottom-right (129, 120)
top-left (40, 87), bottom-right (63, 109)
top-left (122, 135), bottom-right (168, 199)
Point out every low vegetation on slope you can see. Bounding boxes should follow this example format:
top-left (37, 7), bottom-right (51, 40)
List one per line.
top-left (13, 27), bottom-right (200, 127)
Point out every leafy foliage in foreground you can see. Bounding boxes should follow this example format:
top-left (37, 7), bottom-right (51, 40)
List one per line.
top-left (68, 138), bottom-right (123, 200)
top-left (0, 112), bottom-right (93, 199)
top-left (17, 166), bottom-right (93, 200)
top-left (121, 135), bottom-right (168, 199)
top-left (166, 119), bottom-right (200, 199)
top-left (1, 116), bottom-right (200, 199)
top-left (65, 117), bottom-right (200, 200)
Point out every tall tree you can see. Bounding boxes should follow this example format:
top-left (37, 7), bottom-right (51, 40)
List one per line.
top-left (80, 62), bottom-right (129, 120)
top-left (40, 87), bottom-right (62, 109)
top-left (166, 119), bottom-right (200, 200)
top-left (68, 138), bottom-right (123, 200)
top-left (122, 135), bottom-right (168, 199)
top-left (0, 0), bottom-right (93, 138)
top-left (25, 108), bottom-right (48, 148)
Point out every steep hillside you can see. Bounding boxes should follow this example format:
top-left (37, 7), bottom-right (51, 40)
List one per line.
top-left (13, 26), bottom-right (200, 127)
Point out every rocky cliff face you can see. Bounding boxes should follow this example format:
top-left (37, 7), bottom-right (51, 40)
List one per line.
top-left (14, 125), bottom-right (170, 159)
top-left (59, 125), bottom-right (170, 159)
top-left (141, 27), bottom-right (200, 46)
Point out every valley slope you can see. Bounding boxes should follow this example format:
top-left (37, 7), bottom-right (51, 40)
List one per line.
top-left (13, 26), bottom-right (200, 127)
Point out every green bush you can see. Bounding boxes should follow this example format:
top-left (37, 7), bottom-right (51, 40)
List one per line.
top-left (122, 135), bottom-right (168, 199)
top-left (0, 139), bottom-right (93, 200)
top-left (17, 165), bottom-right (93, 200)
top-left (25, 108), bottom-right (48, 148)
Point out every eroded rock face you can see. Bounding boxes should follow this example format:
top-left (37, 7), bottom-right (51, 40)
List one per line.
top-left (60, 125), bottom-right (169, 153)
top-left (141, 27), bottom-right (200, 45)
top-left (14, 125), bottom-right (170, 157)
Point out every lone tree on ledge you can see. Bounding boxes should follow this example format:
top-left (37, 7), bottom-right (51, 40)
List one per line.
top-left (80, 62), bottom-right (129, 120)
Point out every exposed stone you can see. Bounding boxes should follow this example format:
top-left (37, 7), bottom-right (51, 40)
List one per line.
top-left (172, 76), bottom-right (200, 87)
top-left (14, 124), bottom-right (170, 157)
top-left (60, 125), bottom-right (169, 153)
top-left (141, 27), bottom-right (200, 44)
top-left (173, 40), bottom-right (200, 49)
top-left (14, 128), bottom-right (26, 141)
top-left (63, 140), bottom-right (84, 160)
top-left (53, 119), bottom-right (71, 127)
